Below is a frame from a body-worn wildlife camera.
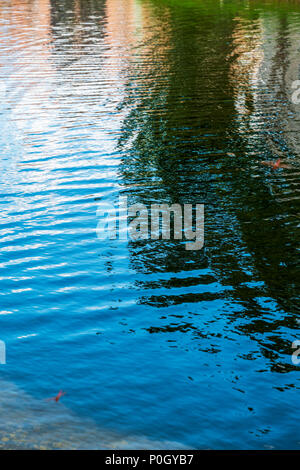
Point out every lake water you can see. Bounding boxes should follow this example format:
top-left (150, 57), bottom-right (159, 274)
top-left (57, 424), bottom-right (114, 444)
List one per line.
top-left (0, 0), bottom-right (299, 449)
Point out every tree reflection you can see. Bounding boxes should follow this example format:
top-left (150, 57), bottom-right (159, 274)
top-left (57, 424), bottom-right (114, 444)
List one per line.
top-left (114, 0), bottom-right (300, 367)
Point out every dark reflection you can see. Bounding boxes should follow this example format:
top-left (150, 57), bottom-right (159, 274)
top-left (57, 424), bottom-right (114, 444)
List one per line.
top-left (51, 0), bottom-right (106, 23)
top-left (116, 0), bottom-right (300, 368)
top-left (49, 0), bottom-right (107, 70)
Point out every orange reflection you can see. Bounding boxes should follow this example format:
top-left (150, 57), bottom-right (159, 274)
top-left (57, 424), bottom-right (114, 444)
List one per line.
top-left (0, 0), bottom-right (54, 132)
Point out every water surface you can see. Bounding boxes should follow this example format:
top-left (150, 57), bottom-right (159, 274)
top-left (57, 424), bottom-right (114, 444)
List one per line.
top-left (0, 0), bottom-right (299, 449)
